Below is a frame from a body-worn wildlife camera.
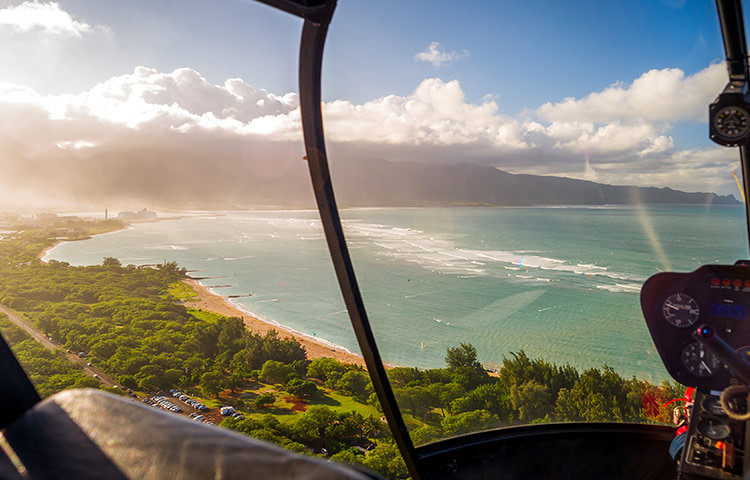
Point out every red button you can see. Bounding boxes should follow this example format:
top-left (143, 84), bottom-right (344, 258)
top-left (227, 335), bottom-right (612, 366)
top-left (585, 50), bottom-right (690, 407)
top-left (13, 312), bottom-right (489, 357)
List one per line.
top-left (711, 277), bottom-right (720, 286)
top-left (735, 279), bottom-right (742, 287)
top-left (723, 278), bottom-right (732, 287)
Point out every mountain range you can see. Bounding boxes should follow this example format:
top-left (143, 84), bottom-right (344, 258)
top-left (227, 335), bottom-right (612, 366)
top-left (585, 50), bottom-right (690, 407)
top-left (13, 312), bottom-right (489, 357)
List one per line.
top-left (329, 157), bottom-right (739, 207)
top-left (60, 151), bottom-right (738, 208)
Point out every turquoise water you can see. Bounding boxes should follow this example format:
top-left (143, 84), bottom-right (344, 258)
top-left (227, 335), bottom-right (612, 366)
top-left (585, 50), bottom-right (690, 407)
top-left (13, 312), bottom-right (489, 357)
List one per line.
top-left (45, 206), bottom-right (748, 382)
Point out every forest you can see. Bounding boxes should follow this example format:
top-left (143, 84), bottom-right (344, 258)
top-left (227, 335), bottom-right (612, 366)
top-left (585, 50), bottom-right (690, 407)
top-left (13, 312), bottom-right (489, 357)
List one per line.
top-left (0, 216), bottom-right (683, 479)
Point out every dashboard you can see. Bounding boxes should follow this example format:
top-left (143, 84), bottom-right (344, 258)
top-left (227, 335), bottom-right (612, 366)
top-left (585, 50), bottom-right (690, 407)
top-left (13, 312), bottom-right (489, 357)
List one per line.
top-left (641, 263), bottom-right (750, 393)
top-left (641, 263), bottom-right (750, 479)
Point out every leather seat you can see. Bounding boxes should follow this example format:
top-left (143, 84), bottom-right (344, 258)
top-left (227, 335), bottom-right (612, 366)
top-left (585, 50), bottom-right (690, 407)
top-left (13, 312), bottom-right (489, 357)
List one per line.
top-left (1, 389), bottom-right (381, 480)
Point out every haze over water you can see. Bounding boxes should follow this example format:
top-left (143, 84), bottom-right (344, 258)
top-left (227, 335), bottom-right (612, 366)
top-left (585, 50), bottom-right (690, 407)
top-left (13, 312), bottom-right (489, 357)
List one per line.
top-left (45, 205), bottom-right (747, 382)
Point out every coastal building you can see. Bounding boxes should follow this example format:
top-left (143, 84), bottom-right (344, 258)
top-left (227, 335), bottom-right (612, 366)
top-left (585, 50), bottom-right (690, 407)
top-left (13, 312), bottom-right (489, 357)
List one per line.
top-left (117, 208), bottom-right (157, 221)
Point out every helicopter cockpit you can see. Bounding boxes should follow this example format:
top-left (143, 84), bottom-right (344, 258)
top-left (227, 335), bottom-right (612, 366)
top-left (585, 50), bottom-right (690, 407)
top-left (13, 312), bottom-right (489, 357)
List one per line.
top-left (0, 0), bottom-right (749, 479)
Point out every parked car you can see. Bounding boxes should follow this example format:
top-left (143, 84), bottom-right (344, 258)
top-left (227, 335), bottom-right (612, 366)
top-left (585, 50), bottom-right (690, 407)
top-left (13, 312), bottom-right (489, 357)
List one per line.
top-left (220, 406), bottom-right (235, 416)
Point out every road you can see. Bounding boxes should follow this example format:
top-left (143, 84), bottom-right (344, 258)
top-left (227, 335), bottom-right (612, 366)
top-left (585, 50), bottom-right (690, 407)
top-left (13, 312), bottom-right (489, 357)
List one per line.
top-left (0, 304), bottom-right (119, 388)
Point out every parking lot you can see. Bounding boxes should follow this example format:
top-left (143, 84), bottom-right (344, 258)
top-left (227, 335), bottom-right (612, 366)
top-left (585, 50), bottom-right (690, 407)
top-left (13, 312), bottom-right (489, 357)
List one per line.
top-left (142, 390), bottom-right (218, 425)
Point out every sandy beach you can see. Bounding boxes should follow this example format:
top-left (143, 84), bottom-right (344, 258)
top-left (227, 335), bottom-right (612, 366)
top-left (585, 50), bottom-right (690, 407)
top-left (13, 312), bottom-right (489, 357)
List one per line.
top-left (183, 279), bottom-right (367, 368)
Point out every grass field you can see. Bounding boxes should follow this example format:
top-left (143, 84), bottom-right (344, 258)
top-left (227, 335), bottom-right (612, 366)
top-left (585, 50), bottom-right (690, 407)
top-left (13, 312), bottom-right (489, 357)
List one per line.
top-left (190, 379), bottom-right (383, 425)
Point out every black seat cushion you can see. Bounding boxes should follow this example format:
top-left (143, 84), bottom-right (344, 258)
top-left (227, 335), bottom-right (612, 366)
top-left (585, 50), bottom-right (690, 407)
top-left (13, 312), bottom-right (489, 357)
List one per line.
top-left (2, 389), bottom-right (379, 480)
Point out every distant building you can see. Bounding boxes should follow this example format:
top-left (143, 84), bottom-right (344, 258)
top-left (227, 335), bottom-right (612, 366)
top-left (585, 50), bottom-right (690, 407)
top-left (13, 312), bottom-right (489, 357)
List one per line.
top-left (117, 209), bottom-right (157, 221)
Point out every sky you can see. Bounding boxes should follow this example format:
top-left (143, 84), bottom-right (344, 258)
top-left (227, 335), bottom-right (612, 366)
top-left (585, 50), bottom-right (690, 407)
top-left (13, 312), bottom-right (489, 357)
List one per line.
top-left (0, 0), bottom-right (743, 210)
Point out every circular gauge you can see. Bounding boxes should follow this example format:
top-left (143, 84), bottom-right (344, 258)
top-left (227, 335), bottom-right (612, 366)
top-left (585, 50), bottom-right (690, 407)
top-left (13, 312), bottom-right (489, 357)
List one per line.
top-left (698, 418), bottom-right (731, 440)
top-left (713, 105), bottom-right (750, 142)
top-left (680, 342), bottom-right (722, 378)
top-left (701, 395), bottom-right (726, 417)
top-left (720, 385), bottom-right (750, 421)
top-left (662, 293), bottom-right (700, 328)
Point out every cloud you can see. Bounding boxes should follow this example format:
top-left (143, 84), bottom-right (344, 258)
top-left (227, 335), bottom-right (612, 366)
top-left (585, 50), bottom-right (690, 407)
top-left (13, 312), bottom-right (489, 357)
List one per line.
top-left (320, 63), bottom-right (736, 195)
top-left (415, 42), bottom-right (468, 67)
top-left (0, 1), bottom-right (104, 38)
top-left (537, 63), bottom-right (726, 124)
top-left (323, 78), bottom-right (525, 150)
top-left (71, 67), bottom-right (300, 133)
top-left (0, 67), bottom-right (309, 210)
top-left (0, 62), bottom-right (740, 210)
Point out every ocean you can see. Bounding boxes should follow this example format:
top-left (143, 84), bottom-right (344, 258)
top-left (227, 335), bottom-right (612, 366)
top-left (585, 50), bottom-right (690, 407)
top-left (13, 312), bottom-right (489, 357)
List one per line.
top-left (44, 205), bottom-right (748, 382)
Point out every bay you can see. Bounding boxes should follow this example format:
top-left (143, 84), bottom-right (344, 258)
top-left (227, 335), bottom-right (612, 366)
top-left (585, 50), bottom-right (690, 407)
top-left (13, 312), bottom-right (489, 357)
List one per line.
top-left (44, 205), bottom-right (748, 382)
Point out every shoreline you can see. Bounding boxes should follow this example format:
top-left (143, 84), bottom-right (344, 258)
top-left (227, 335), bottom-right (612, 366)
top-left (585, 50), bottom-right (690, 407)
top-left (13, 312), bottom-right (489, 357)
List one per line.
top-left (183, 278), bottom-right (367, 368)
top-left (38, 218), bottom-right (368, 369)
top-left (38, 240), bottom-right (62, 261)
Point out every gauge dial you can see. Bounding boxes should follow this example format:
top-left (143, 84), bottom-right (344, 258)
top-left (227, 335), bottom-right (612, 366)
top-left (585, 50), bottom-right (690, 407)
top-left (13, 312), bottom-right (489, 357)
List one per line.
top-left (701, 396), bottom-right (726, 417)
top-left (697, 418), bottom-right (731, 440)
top-left (662, 293), bottom-right (700, 328)
top-left (713, 105), bottom-right (750, 142)
top-left (680, 342), bottom-right (721, 378)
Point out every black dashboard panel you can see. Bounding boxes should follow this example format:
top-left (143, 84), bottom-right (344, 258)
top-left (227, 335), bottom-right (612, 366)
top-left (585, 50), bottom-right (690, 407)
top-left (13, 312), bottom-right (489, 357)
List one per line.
top-left (417, 423), bottom-right (675, 480)
top-left (641, 264), bottom-right (750, 392)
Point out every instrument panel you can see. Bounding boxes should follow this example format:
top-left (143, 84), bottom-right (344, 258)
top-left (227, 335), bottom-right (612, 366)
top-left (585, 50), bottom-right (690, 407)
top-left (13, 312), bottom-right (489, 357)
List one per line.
top-left (680, 391), bottom-right (745, 479)
top-left (641, 264), bottom-right (750, 392)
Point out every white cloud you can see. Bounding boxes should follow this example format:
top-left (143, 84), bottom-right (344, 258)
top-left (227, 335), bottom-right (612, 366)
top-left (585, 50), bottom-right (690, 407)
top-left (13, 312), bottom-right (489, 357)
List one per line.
top-left (323, 78), bottom-right (525, 149)
top-left (588, 147), bottom-right (739, 196)
top-left (3, 65), bottom-right (720, 160)
top-left (41, 66), bottom-right (300, 134)
top-left (0, 62), bottom-right (741, 207)
top-left (415, 42), bottom-right (468, 67)
top-left (0, 1), bottom-right (103, 38)
top-left (0, 66), bottom-right (306, 175)
top-left (537, 63), bottom-right (726, 123)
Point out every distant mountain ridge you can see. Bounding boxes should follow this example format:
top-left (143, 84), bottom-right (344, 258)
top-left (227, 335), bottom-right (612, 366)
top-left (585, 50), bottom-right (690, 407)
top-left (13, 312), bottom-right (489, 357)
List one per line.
top-left (330, 158), bottom-right (739, 207)
top-left (59, 150), bottom-right (738, 208)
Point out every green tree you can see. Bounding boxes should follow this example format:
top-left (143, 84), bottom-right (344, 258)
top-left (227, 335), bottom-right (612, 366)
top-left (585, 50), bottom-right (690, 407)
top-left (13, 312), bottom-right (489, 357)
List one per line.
top-left (330, 448), bottom-right (364, 467)
top-left (362, 441), bottom-right (409, 479)
top-left (261, 330), bottom-right (307, 365)
top-left (555, 366), bottom-right (642, 422)
top-left (434, 382), bottom-right (464, 414)
top-left (307, 357), bottom-right (349, 384)
top-left (445, 342), bottom-right (482, 370)
top-left (445, 343), bottom-right (489, 390)
top-left (394, 385), bottom-right (435, 417)
top-left (388, 366), bottom-right (425, 387)
top-left (288, 405), bottom-right (338, 444)
top-left (336, 370), bottom-right (371, 402)
top-left (118, 375), bottom-right (138, 390)
top-left (285, 377), bottom-right (318, 397)
top-left (255, 393), bottom-right (275, 408)
top-left (441, 409), bottom-right (499, 437)
top-left (216, 317), bottom-right (248, 361)
top-left (509, 380), bottom-right (553, 422)
top-left (200, 370), bottom-right (225, 398)
top-left (259, 360), bottom-right (294, 384)
top-left (191, 323), bottom-right (221, 357)
top-left (102, 257), bottom-right (121, 267)
top-left (499, 351), bottom-right (579, 398)
top-left (450, 382), bottom-right (510, 419)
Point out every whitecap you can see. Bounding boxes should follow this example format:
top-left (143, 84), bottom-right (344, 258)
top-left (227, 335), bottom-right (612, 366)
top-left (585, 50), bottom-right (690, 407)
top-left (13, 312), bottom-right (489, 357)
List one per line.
top-left (596, 283), bottom-right (643, 293)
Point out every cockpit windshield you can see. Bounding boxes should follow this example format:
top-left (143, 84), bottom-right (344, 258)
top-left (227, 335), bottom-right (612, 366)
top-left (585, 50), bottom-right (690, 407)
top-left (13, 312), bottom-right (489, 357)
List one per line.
top-left (0, 1), bottom-right (748, 479)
